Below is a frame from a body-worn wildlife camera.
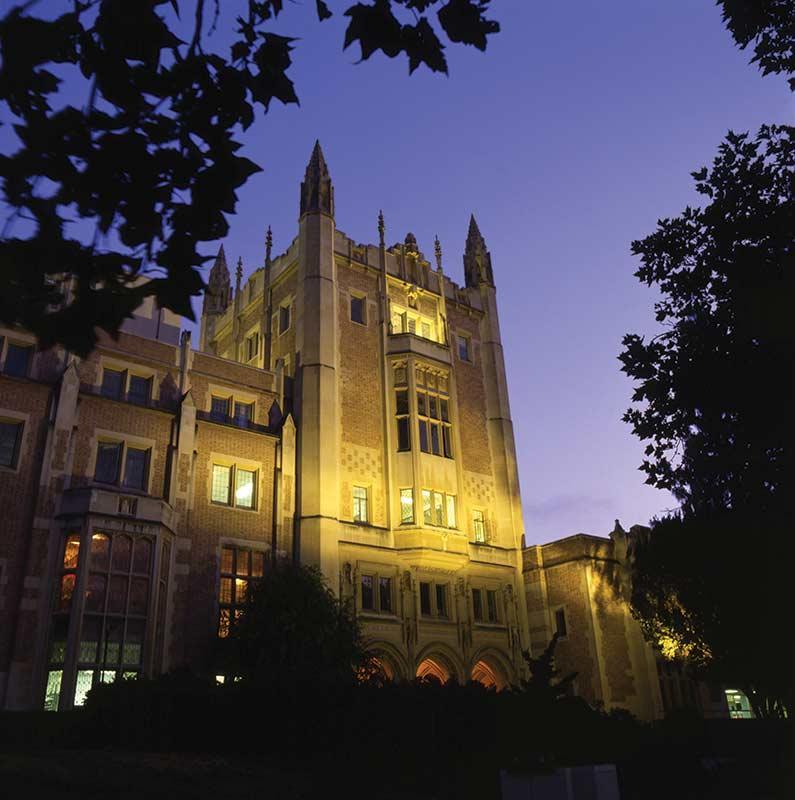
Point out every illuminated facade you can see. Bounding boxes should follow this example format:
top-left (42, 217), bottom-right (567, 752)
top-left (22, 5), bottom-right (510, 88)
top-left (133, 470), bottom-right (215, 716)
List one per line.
top-left (0, 143), bottom-right (529, 709)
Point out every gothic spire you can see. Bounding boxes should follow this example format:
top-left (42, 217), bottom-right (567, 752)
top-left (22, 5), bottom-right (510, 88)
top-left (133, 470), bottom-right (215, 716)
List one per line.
top-left (203, 244), bottom-right (232, 315)
top-left (265, 225), bottom-right (273, 268)
top-left (378, 210), bottom-right (385, 249)
top-left (434, 235), bottom-right (443, 272)
top-left (464, 213), bottom-right (494, 288)
top-left (300, 139), bottom-right (334, 217)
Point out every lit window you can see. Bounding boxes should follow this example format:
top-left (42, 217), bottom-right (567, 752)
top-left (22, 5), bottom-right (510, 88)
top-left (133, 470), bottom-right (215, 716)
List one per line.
top-left (473, 510), bottom-right (487, 543)
top-left (212, 463), bottom-right (257, 510)
top-left (433, 491), bottom-right (444, 526)
top-left (212, 464), bottom-right (231, 504)
top-left (353, 485), bottom-right (368, 523)
top-left (350, 295), bottom-right (366, 325)
top-left (400, 488), bottom-right (414, 524)
top-left (422, 490), bottom-right (432, 524)
top-left (446, 495), bottom-right (457, 528)
top-left (457, 334), bottom-right (471, 362)
top-left (0, 420), bottom-right (23, 469)
top-left (47, 531), bottom-right (153, 707)
top-left (235, 468), bottom-right (256, 509)
top-left (218, 545), bottom-right (264, 638)
top-left (279, 303), bottom-right (291, 334)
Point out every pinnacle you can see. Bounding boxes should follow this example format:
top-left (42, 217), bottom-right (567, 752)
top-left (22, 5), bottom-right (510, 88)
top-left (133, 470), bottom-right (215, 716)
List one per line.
top-left (306, 139), bottom-right (329, 178)
top-left (468, 213), bottom-right (482, 240)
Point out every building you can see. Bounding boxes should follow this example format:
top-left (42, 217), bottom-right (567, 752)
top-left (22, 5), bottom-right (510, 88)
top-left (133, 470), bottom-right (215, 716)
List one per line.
top-left (523, 522), bottom-right (731, 721)
top-left (0, 143), bottom-right (530, 710)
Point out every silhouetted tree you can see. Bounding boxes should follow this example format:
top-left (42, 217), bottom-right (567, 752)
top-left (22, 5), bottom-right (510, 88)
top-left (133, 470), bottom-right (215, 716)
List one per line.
top-left (515, 632), bottom-right (577, 703)
top-left (717, 0), bottom-right (795, 88)
top-left (217, 558), bottom-right (370, 691)
top-left (619, 125), bottom-right (794, 718)
top-left (0, 1), bottom-right (499, 354)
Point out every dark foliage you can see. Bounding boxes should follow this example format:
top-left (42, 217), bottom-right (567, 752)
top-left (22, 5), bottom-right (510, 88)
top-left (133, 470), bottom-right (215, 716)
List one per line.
top-left (515, 632), bottom-right (577, 704)
top-left (620, 125), bottom-right (794, 718)
top-left (215, 558), bottom-right (370, 691)
top-left (0, 1), bottom-right (499, 355)
top-left (718, 0), bottom-right (795, 88)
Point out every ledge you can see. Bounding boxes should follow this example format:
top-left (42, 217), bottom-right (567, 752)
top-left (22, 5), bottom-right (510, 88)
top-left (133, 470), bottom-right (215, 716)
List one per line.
top-left (57, 486), bottom-right (177, 531)
top-left (387, 333), bottom-right (451, 365)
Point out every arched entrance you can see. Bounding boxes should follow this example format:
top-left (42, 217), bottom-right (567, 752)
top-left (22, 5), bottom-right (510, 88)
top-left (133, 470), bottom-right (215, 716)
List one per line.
top-left (416, 657), bottom-right (451, 684)
top-left (471, 659), bottom-right (507, 690)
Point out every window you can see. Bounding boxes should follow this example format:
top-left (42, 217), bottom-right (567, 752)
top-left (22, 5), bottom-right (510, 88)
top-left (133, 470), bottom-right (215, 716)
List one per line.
top-left (127, 375), bottom-right (152, 405)
top-left (415, 366), bottom-right (453, 458)
top-left (218, 546), bottom-right (264, 637)
top-left (457, 334), bottom-right (471, 362)
top-left (486, 589), bottom-right (498, 623)
top-left (352, 485), bottom-right (368, 523)
top-left (101, 367), bottom-right (153, 405)
top-left (210, 395), bottom-right (230, 421)
top-left (245, 332), bottom-right (259, 361)
top-left (473, 510), bottom-right (487, 543)
top-left (350, 295), bottom-right (366, 325)
top-left (210, 396), bottom-right (255, 427)
top-left (554, 608), bottom-right (568, 638)
top-left (360, 571), bottom-right (393, 614)
top-left (420, 489), bottom-right (457, 528)
top-left (390, 305), bottom-right (437, 342)
top-left (47, 532), bottom-right (155, 707)
top-left (472, 588), bottom-right (483, 622)
top-left (101, 368), bottom-right (125, 399)
top-left (394, 367), bottom-right (411, 451)
top-left (0, 420), bottom-right (23, 469)
top-left (4, 342), bottom-right (33, 377)
top-left (419, 580), bottom-right (451, 619)
top-left (279, 303), bottom-right (291, 335)
top-left (234, 401), bottom-right (253, 426)
top-left (94, 441), bottom-right (151, 491)
top-left (400, 488), bottom-right (414, 524)
top-left (211, 463), bottom-right (258, 510)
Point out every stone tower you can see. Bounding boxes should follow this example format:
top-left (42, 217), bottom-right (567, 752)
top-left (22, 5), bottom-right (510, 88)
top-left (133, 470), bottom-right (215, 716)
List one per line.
top-left (200, 245), bottom-right (232, 351)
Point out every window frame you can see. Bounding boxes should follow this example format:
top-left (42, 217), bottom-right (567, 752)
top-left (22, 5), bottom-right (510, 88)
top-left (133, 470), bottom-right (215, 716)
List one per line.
top-left (472, 509), bottom-right (487, 543)
top-left (352, 485), bottom-right (369, 524)
top-left (217, 544), bottom-right (265, 639)
top-left (350, 293), bottom-right (367, 326)
top-left (415, 366), bottom-right (453, 459)
top-left (399, 488), bottom-right (414, 524)
top-left (420, 488), bottom-right (457, 529)
top-left (554, 606), bottom-right (568, 639)
top-left (2, 339), bottom-right (34, 378)
top-left (93, 437), bottom-right (152, 494)
top-left (278, 302), bottom-right (291, 336)
top-left (0, 417), bottom-right (24, 470)
top-left (418, 579), bottom-right (453, 620)
top-left (210, 462), bottom-right (259, 511)
top-left (358, 567), bottom-right (395, 616)
top-left (472, 586), bottom-right (501, 625)
top-left (99, 363), bottom-right (156, 405)
top-left (457, 333), bottom-right (472, 362)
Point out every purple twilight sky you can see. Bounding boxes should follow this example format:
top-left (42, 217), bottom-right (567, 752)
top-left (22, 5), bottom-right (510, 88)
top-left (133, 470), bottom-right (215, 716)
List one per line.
top-left (4, 2), bottom-right (792, 543)
top-left (184, 2), bottom-right (791, 544)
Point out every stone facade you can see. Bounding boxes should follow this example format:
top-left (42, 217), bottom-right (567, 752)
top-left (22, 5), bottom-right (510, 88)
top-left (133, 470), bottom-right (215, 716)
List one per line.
top-left (0, 143), bottom-right (529, 710)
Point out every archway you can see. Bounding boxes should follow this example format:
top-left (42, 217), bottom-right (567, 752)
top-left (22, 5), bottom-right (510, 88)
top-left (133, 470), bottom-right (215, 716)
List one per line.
top-left (471, 659), bottom-right (507, 690)
top-left (416, 657), bottom-right (450, 684)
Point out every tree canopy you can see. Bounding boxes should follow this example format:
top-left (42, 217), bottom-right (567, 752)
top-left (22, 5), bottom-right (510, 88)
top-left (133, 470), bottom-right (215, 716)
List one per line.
top-left (217, 558), bottom-right (370, 691)
top-left (619, 120), bottom-right (793, 717)
top-left (0, 0), bottom-right (499, 355)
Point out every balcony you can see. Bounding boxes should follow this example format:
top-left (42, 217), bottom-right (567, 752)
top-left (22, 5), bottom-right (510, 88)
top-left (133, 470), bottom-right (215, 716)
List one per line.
top-left (80, 383), bottom-right (178, 412)
top-left (196, 409), bottom-right (279, 437)
top-left (58, 486), bottom-right (176, 531)
top-left (387, 332), bottom-right (451, 365)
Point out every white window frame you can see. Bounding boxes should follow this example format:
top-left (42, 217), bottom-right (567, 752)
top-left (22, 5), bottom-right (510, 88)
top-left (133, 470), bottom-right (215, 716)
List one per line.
top-left (210, 461), bottom-right (258, 511)
top-left (352, 485), bottom-right (369, 524)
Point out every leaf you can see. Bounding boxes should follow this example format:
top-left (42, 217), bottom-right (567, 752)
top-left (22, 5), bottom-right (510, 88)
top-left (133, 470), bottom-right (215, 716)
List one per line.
top-left (437, 0), bottom-right (500, 51)
top-left (402, 17), bottom-right (447, 74)
top-left (316, 0), bottom-right (333, 21)
top-left (344, 0), bottom-right (403, 60)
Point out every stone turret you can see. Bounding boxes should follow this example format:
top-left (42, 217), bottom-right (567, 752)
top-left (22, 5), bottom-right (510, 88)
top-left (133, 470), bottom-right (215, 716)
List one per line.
top-left (200, 245), bottom-right (232, 350)
top-left (464, 214), bottom-right (495, 289)
top-left (300, 140), bottom-right (334, 217)
top-left (203, 245), bottom-right (232, 315)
